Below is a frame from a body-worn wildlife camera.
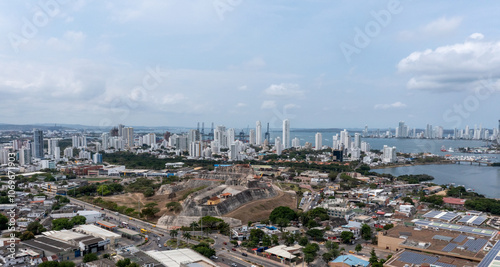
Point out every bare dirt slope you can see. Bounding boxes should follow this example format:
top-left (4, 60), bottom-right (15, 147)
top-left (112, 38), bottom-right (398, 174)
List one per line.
top-left (223, 190), bottom-right (297, 224)
top-left (102, 188), bottom-right (197, 221)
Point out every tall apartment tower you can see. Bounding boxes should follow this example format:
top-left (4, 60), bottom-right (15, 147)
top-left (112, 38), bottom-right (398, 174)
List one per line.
top-left (33, 129), bottom-right (44, 159)
top-left (315, 132), bottom-right (322, 151)
top-left (256, 121), bottom-right (262, 145)
top-left (124, 127), bottom-right (134, 148)
top-left (282, 119), bottom-right (290, 149)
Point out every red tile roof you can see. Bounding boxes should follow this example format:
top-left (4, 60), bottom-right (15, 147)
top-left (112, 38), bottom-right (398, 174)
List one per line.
top-left (443, 197), bottom-right (466, 205)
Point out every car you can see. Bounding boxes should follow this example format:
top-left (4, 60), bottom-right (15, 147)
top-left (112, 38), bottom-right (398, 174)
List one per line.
top-left (231, 264), bottom-right (238, 267)
top-left (241, 253), bottom-right (248, 257)
top-left (231, 248), bottom-right (236, 251)
top-left (223, 242), bottom-right (227, 245)
top-left (101, 208), bottom-right (104, 210)
top-left (158, 244), bottom-right (162, 248)
top-left (115, 212), bottom-right (119, 215)
top-left (210, 256), bottom-right (218, 260)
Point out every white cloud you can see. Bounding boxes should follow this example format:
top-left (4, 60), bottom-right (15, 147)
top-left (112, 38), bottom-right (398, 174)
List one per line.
top-left (160, 93), bottom-right (186, 104)
top-left (374, 102), bottom-right (407, 110)
top-left (264, 83), bottom-right (304, 97)
top-left (237, 85), bottom-right (248, 91)
top-left (261, 100), bottom-right (276, 109)
top-left (398, 34), bottom-right (500, 92)
top-left (46, 30), bottom-right (86, 51)
top-left (398, 16), bottom-right (462, 41)
top-left (244, 57), bottom-right (266, 69)
top-left (421, 16), bottom-right (462, 35)
top-left (236, 102), bottom-right (247, 107)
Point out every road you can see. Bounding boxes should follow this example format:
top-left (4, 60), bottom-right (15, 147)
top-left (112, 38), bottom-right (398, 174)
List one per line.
top-left (52, 193), bottom-right (289, 266)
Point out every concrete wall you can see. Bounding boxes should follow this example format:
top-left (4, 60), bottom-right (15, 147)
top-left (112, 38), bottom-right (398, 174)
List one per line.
top-left (377, 231), bottom-right (404, 251)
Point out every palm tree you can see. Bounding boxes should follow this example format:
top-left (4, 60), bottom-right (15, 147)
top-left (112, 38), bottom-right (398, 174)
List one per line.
top-left (190, 221), bottom-right (199, 233)
top-left (170, 229), bottom-right (178, 239)
top-left (183, 232), bottom-right (192, 245)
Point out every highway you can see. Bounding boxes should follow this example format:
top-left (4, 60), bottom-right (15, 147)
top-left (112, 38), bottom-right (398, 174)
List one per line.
top-left (52, 193), bottom-right (288, 266)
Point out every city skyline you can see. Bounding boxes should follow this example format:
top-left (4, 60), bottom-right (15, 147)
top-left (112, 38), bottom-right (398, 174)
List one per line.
top-left (0, 1), bottom-right (499, 129)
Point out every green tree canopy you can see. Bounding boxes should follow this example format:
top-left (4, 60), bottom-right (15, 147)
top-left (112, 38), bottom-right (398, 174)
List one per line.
top-left (340, 231), bottom-right (354, 244)
top-left (269, 206), bottom-right (297, 224)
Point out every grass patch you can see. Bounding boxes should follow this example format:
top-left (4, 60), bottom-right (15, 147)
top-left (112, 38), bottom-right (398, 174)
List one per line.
top-left (179, 186), bottom-right (208, 201)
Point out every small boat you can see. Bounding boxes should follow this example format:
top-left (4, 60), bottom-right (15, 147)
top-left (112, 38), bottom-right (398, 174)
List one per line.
top-left (441, 145), bottom-right (447, 152)
top-left (447, 147), bottom-right (454, 152)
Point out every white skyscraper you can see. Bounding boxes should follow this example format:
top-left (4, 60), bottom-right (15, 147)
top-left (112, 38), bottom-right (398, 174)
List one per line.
top-left (256, 121), bottom-right (262, 145)
top-left (382, 145), bottom-right (397, 163)
top-left (282, 119), bottom-right (290, 149)
top-left (315, 132), bottom-right (322, 151)
top-left (275, 137), bottom-right (283, 155)
top-left (353, 133), bottom-right (361, 149)
top-left (227, 128), bottom-right (235, 146)
top-left (292, 137), bottom-right (300, 148)
top-left (214, 125), bottom-right (227, 148)
top-left (249, 129), bottom-right (256, 145)
top-left (101, 133), bottom-right (109, 150)
top-left (124, 127), bottom-right (134, 148)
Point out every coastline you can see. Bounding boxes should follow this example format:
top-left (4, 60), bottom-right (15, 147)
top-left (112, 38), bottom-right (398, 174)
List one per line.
top-left (370, 161), bottom-right (455, 170)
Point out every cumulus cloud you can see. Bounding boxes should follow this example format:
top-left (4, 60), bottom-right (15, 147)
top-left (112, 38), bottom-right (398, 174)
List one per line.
top-left (421, 16), bottom-right (462, 35)
top-left (244, 57), bottom-right (266, 69)
top-left (264, 83), bottom-right (304, 97)
top-left (374, 102), bottom-right (407, 110)
top-left (398, 16), bottom-right (462, 41)
top-left (261, 100), bottom-right (276, 109)
top-left (46, 31), bottom-right (86, 51)
top-left (236, 102), bottom-right (247, 107)
top-left (398, 34), bottom-right (500, 92)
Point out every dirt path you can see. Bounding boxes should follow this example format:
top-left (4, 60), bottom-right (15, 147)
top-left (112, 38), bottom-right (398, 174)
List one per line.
top-left (223, 190), bottom-right (297, 224)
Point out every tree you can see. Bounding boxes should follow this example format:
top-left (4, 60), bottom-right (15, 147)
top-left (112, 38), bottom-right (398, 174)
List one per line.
top-left (340, 231), bottom-right (354, 244)
top-left (116, 259), bottom-right (131, 267)
top-left (190, 221), bottom-right (199, 230)
top-left (192, 242), bottom-right (216, 258)
top-left (269, 206), bottom-right (297, 224)
top-left (271, 234), bottom-right (279, 246)
top-left (52, 218), bottom-right (73, 230)
top-left (218, 222), bottom-right (230, 236)
top-left (299, 236), bottom-right (309, 246)
top-left (355, 243), bottom-right (363, 253)
top-left (27, 221), bottom-right (46, 235)
top-left (83, 253), bottom-right (98, 263)
top-left (170, 230), bottom-right (178, 239)
top-left (322, 252), bottom-right (333, 262)
top-left (369, 248), bottom-right (379, 265)
top-left (306, 229), bottom-right (325, 241)
top-left (19, 231), bottom-right (35, 241)
top-left (0, 213), bottom-right (8, 230)
top-left (304, 253), bottom-right (316, 265)
top-left (183, 232), bottom-right (192, 244)
top-left (325, 241), bottom-right (339, 250)
top-left (141, 203), bottom-right (160, 219)
top-left (70, 215), bottom-right (87, 226)
top-left (383, 224), bottom-right (394, 230)
top-left (361, 224), bottom-right (372, 240)
top-left (303, 243), bottom-right (320, 256)
top-left (144, 188), bottom-right (155, 197)
top-left (97, 185), bottom-right (111, 196)
top-left (401, 196), bottom-right (414, 205)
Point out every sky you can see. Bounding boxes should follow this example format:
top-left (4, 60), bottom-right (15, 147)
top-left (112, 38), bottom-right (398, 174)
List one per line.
top-left (0, 0), bottom-right (499, 130)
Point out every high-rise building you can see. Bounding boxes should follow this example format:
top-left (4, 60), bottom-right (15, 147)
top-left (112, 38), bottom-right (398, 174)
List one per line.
top-left (47, 138), bottom-right (59, 155)
top-left (353, 133), bottom-right (361, 148)
top-left (282, 119), bottom-right (290, 149)
top-left (315, 132), bottom-right (322, 151)
top-left (124, 127), bottom-right (134, 148)
top-left (227, 128), bottom-right (235, 146)
top-left (19, 147), bottom-right (32, 166)
top-left (101, 133), bottom-right (110, 150)
top-left (118, 124), bottom-right (124, 137)
top-left (256, 121), bottom-right (262, 145)
top-left (64, 147), bottom-right (73, 158)
top-left (382, 145), bottom-right (397, 163)
top-left (292, 137), bottom-right (300, 148)
top-left (214, 125), bottom-right (227, 148)
top-left (275, 137), bottom-right (283, 155)
top-left (33, 129), bottom-right (44, 159)
top-left (249, 129), bottom-right (256, 145)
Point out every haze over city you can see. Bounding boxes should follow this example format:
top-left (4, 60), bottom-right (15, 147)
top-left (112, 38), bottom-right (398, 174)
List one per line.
top-left (0, 1), bottom-right (499, 129)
